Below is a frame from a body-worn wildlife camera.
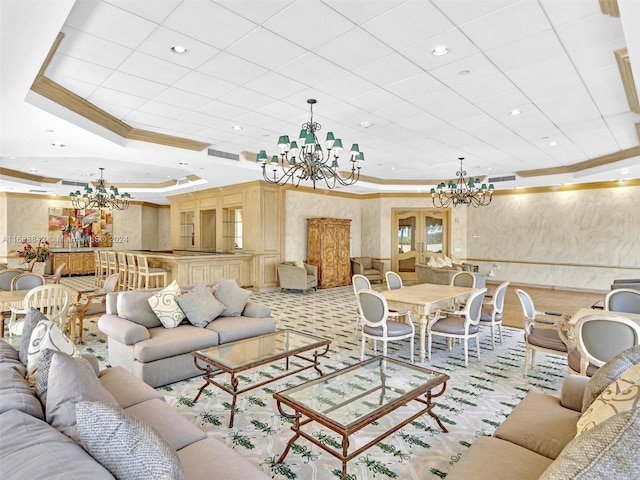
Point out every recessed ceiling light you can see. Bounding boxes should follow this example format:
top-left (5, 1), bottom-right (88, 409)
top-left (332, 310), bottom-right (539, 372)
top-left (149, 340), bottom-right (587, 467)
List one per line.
top-left (29, 168), bottom-right (37, 172)
top-left (549, 141), bottom-right (557, 146)
top-left (459, 70), bottom-right (470, 75)
top-left (232, 125), bottom-right (243, 131)
top-left (621, 168), bottom-right (629, 174)
top-left (390, 167), bottom-right (397, 170)
top-left (360, 121), bottom-right (372, 128)
top-left (432, 45), bottom-right (450, 56)
top-left (509, 109), bottom-right (521, 116)
top-left (51, 141), bottom-right (66, 148)
top-left (170, 45), bottom-right (188, 54)
top-left (179, 161), bottom-right (188, 165)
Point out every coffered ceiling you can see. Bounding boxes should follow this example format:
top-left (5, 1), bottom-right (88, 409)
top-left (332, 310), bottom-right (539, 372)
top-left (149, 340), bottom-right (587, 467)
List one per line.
top-left (1, 0), bottom-right (640, 203)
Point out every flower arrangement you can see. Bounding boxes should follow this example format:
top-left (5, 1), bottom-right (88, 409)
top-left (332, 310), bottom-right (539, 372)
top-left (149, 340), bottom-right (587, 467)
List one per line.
top-left (10, 240), bottom-right (52, 263)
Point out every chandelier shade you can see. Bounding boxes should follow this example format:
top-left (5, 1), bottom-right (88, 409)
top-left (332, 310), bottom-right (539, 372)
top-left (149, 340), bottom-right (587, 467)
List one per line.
top-left (257, 99), bottom-right (363, 189)
top-left (69, 168), bottom-right (131, 210)
top-left (431, 158), bottom-right (494, 208)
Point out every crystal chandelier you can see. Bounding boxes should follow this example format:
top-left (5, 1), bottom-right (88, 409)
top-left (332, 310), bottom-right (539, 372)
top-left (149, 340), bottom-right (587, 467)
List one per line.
top-left (431, 158), bottom-right (494, 208)
top-left (256, 99), bottom-right (363, 189)
top-left (69, 168), bottom-right (131, 210)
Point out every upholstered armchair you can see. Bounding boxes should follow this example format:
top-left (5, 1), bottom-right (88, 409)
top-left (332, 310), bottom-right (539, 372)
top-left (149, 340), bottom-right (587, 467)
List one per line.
top-left (350, 257), bottom-right (385, 284)
top-left (277, 262), bottom-right (318, 294)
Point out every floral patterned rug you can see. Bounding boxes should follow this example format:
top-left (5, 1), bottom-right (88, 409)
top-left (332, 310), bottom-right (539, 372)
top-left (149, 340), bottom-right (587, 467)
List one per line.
top-left (76, 283), bottom-right (567, 480)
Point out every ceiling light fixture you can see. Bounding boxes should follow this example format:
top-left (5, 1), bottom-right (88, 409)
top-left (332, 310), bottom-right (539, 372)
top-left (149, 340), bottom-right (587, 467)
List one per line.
top-left (170, 45), bottom-right (188, 54)
top-left (432, 45), bottom-right (450, 56)
top-left (431, 157), bottom-right (494, 208)
top-left (360, 121), bottom-right (372, 128)
top-left (51, 141), bottom-right (66, 148)
top-left (549, 141), bottom-right (557, 146)
top-left (256, 98), bottom-right (363, 190)
top-left (621, 168), bottom-right (630, 174)
top-left (509, 109), bottom-right (521, 116)
top-left (232, 125), bottom-right (243, 131)
top-left (69, 167), bottom-right (131, 210)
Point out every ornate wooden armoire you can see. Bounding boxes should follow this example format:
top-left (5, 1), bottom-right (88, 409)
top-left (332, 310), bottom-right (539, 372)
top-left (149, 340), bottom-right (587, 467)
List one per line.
top-left (307, 217), bottom-right (351, 288)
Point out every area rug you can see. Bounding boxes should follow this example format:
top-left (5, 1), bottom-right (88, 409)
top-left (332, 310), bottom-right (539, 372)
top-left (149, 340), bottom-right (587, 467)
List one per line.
top-left (77, 284), bottom-right (568, 480)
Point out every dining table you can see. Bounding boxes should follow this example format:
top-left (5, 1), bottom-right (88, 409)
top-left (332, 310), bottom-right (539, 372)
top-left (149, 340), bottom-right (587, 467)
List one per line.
top-left (380, 283), bottom-right (477, 363)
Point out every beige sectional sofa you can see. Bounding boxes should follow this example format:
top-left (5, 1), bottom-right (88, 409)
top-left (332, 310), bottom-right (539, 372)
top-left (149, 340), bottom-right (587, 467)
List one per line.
top-left (446, 345), bottom-right (640, 480)
top-left (0, 339), bottom-right (269, 479)
top-left (98, 283), bottom-right (276, 387)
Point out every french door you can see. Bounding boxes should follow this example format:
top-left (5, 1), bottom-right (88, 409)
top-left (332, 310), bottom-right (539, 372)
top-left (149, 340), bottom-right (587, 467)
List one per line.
top-left (392, 209), bottom-right (450, 280)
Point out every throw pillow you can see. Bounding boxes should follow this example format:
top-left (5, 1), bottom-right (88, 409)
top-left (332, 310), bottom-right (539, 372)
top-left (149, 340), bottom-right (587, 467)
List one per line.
top-left (576, 365), bottom-right (640, 434)
top-left (19, 307), bottom-right (48, 365)
top-left (147, 280), bottom-right (186, 328)
top-left (435, 256), bottom-right (447, 267)
top-left (76, 401), bottom-right (185, 480)
top-left (427, 256), bottom-right (440, 268)
top-left (175, 282), bottom-right (226, 327)
top-left (213, 278), bottom-right (252, 317)
top-left (582, 344), bottom-right (640, 412)
top-left (443, 255), bottom-right (453, 267)
top-left (45, 351), bottom-right (118, 442)
top-left (539, 409), bottom-right (640, 480)
top-left (35, 348), bottom-right (97, 407)
top-left (26, 319), bottom-right (78, 385)
top-left (294, 259), bottom-right (305, 269)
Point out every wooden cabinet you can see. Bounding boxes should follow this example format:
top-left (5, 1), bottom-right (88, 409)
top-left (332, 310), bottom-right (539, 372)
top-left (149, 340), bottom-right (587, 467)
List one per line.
top-left (307, 218), bottom-right (351, 288)
top-left (52, 252), bottom-right (96, 276)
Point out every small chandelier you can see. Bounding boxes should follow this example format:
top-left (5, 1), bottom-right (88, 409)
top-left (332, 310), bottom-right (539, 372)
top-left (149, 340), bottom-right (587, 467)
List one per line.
top-left (431, 157), bottom-right (494, 208)
top-left (256, 98), bottom-right (363, 189)
top-left (69, 167), bottom-right (131, 210)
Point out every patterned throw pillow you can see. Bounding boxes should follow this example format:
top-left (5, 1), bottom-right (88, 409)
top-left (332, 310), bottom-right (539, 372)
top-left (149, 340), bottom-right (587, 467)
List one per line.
top-left (147, 280), bottom-right (186, 328)
top-left (427, 256), bottom-right (440, 268)
top-left (76, 401), bottom-right (185, 480)
top-left (175, 282), bottom-right (226, 327)
top-left (577, 365), bottom-right (640, 434)
top-left (214, 278), bottom-right (252, 317)
top-left (539, 409), bottom-right (640, 480)
top-left (582, 344), bottom-right (640, 412)
top-left (294, 259), bottom-right (305, 269)
top-left (26, 319), bottom-right (78, 385)
top-left (19, 308), bottom-right (48, 365)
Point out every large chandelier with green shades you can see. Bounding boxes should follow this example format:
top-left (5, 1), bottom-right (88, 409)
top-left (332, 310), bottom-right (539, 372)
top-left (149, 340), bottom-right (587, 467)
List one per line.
top-left (69, 167), bottom-right (131, 210)
top-left (431, 157), bottom-right (494, 208)
top-left (256, 99), bottom-right (363, 189)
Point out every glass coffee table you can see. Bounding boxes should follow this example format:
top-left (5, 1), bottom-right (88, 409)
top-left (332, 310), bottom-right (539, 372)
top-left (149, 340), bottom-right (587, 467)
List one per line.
top-left (274, 356), bottom-right (450, 478)
top-left (192, 329), bottom-right (330, 427)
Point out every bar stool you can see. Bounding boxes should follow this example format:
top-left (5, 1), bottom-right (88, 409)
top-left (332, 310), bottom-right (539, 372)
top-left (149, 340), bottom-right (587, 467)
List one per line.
top-left (125, 253), bottom-right (138, 291)
top-left (94, 250), bottom-right (102, 286)
top-left (136, 255), bottom-right (167, 289)
top-left (99, 251), bottom-right (109, 286)
top-left (117, 252), bottom-right (128, 291)
top-left (107, 251), bottom-right (118, 278)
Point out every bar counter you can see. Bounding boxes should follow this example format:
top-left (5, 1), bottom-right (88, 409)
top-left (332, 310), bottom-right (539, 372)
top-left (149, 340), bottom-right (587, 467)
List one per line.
top-left (130, 250), bottom-right (254, 288)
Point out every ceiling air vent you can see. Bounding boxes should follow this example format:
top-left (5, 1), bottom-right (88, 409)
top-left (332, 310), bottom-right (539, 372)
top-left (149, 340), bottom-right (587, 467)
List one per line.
top-left (488, 175), bottom-right (516, 183)
top-left (28, 189), bottom-right (49, 193)
top-left (176, 177), bottom-right (190, 186)
top-left (61, 180), bottom-right (89, 187)
top-left (207, 148), bottom-right (239, 161)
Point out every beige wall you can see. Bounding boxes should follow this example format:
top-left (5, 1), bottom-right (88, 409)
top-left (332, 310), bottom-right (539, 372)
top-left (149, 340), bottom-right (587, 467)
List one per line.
top-left (0, 194), bottom-right (170, 266)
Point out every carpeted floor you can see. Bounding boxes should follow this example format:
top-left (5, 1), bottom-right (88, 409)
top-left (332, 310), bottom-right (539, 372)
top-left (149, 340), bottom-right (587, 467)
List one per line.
top-left (66, 277), bottom-right (569, 480)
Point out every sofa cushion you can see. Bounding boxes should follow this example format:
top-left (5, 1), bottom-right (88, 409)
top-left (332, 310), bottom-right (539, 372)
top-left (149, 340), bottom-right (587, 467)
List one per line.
top-left (242, 301), bottom-right (272, 319)
top-left (147, 280), bottom-right (186, 328)
top-left (134, 325), bottom-right (219, 363)
top-left (214, 278), bottom-right (252, 317)
top-left (176, 282), bottom-right (226, 327)
top-left (76, 401), bottom-right (185, 480)
top-left (0, 339), bottom-right (21, 364)
top-left (206, 315), bottom-right (276, 344)
top-left (26, 319), bottom-right (78, 385)
top-left (445, 437), bottom-right (552, 480)
top-left (0, 409), bottom-right (115, 479)
top-left (493, 391), bottom-right (581, 459)
top-left (99, 366), bottom-right (165, 409)
top-left (0, 362), bottom-right (44, 419)
top-left (539, 408), bottom-right (640, 480)
top-left (582, 344), bottom-right (640, 412)
top-left (125, 398), bottom-right (206, 450)
top-left (46, 352), bottom-right (118, 442)
top-left (117, 290), bottom-right (162, 328)
top-left (577, 364), bottom-right (640, 434)
top-left (20, 307), bottom-right (47, 364)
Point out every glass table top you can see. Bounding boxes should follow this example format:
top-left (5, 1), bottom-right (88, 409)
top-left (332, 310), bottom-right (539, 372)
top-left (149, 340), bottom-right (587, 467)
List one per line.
top-left (276, 356), bottom-right (448, 429)
top-left (195, 329), bottom-right (329, 370)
